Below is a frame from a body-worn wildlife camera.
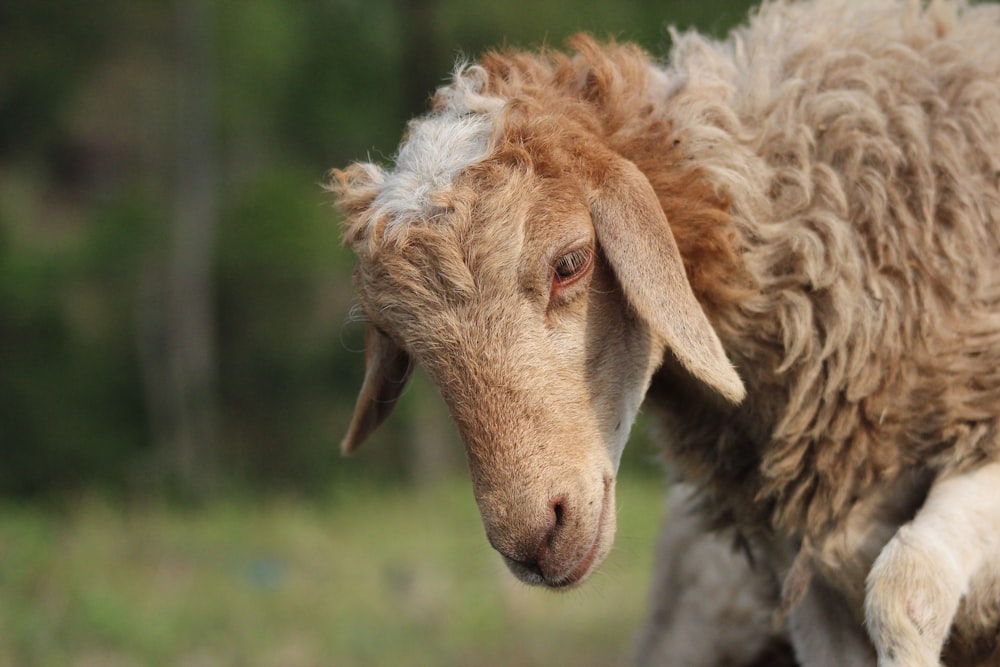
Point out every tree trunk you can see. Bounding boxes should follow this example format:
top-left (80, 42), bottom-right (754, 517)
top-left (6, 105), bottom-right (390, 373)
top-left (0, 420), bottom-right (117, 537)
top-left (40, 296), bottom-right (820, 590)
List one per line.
top-left (138, 0), bottom-right (220, 494)
top-left (399, 0), bottom-right (439, 117)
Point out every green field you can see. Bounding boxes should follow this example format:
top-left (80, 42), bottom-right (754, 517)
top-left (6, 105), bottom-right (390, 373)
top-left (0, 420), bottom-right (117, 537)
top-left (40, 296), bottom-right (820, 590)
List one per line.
top-left (0, 475), bottom-right (667, 667)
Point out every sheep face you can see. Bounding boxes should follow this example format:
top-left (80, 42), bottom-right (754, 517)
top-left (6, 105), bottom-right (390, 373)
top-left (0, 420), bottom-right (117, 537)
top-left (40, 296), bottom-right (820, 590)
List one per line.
top-left (334, 105), bottom-right (744, 588)
top-left (343, 161), bottom-right (657, 587)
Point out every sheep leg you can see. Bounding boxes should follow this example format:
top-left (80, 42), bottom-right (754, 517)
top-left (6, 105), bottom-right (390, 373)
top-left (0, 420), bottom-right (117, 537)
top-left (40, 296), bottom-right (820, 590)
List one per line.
top-left (865, 461), bottom-right (1000, 667)
top-left (632, 484), bottom-right (793, 667)
top-left (788, 575), bottom-right (876, 666)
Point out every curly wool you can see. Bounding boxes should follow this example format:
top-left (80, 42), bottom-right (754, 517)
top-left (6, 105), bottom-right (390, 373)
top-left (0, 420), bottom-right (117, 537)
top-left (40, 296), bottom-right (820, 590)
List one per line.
top-left (656, 0), bottom-right (1000, 536)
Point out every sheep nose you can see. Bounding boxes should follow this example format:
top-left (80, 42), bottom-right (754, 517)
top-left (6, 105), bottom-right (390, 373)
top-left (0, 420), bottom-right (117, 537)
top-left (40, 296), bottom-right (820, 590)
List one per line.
top-left (504, 496), bottom-right (567, 575)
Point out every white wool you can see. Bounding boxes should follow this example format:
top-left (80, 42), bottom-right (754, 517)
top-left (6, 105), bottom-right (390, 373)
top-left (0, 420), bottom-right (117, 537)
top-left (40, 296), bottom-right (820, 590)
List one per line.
top-left (370, 65), bottom-right (505, 228)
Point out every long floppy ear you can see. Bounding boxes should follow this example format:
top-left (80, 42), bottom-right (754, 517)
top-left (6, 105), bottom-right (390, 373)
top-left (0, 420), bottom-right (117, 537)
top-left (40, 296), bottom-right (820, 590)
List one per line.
top-left (590, 156), bottom-right (746, 403)
top-left (341, 325), bottom-right (413, 454)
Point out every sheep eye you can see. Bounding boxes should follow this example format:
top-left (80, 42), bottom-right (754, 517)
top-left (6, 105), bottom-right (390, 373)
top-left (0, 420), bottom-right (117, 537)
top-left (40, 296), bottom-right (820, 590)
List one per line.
top-left (552, 247), bottom-right (593, 287)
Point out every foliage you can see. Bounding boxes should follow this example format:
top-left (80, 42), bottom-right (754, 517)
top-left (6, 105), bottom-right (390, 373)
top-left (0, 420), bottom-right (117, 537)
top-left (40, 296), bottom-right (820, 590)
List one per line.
top-left (0, 0), bottom-right (755, 496)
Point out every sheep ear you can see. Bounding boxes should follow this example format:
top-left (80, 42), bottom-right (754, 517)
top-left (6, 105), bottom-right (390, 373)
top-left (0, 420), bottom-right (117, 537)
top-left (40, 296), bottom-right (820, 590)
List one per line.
top-left (589, 157), bottom-right (746, 404)
top-left (342, 325), bottom-right (413, 454)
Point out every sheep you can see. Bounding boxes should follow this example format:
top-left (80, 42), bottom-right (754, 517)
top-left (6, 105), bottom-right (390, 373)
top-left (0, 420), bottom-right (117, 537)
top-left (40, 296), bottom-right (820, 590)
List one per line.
top-left (632, 483), bottom-right (796, 666)
top-left (331, 0), bottom-right (1000, 664)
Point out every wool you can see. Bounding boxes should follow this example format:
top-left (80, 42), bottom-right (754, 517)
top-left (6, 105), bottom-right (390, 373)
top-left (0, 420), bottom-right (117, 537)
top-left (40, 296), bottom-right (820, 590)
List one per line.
top-left (711, 0), bottom-right (1000, 536)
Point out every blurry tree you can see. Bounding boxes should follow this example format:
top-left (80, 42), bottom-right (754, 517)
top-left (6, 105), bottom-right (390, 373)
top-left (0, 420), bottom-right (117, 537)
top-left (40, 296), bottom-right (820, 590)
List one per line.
top-left (149, 0), bottom-right (222, 492)
top-left (400, 0), bottom-right (444, 116)
top-left (0, 0), bottom-right (762, 498)
top-left (0, 0), bottom-right (154, 495)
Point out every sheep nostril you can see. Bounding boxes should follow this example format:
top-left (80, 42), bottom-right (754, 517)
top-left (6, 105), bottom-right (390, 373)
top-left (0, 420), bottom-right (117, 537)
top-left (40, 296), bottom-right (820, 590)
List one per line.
top-left (539, 495), bottom-right (567, 556)
top-left (498, 496), bottom-right (571, 580)
top-left (550, 497), bottom-right (566, 534)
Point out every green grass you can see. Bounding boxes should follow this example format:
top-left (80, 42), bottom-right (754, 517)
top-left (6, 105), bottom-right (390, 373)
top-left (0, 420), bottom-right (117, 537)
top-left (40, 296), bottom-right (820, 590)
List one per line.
top-left (0, 474), bottom-right (667, 667)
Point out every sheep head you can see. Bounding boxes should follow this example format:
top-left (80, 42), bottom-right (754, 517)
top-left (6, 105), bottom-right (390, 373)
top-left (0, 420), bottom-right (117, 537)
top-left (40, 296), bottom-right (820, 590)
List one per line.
top-left (332, 57), bottom-right (743, 589)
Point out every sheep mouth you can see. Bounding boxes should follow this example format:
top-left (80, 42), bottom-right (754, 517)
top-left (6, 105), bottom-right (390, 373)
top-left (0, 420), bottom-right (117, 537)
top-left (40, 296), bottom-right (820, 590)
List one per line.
top-left (546, 476), bottom-right (613, 588)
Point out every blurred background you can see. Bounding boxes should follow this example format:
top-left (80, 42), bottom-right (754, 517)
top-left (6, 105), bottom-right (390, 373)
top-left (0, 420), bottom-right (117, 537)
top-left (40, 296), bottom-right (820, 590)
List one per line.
top-left (0, 0), bottom-right (754, 664)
